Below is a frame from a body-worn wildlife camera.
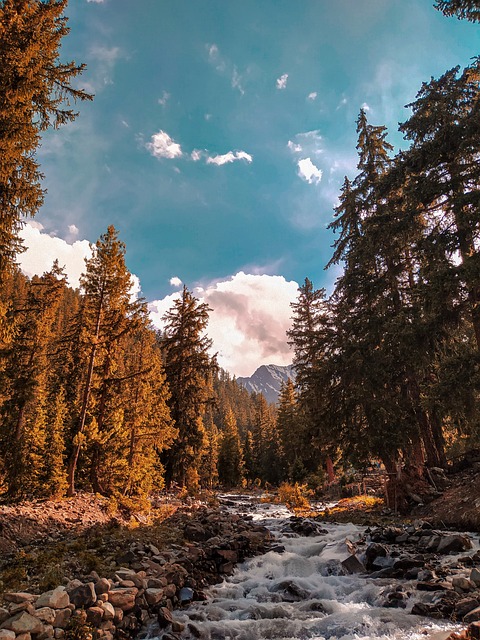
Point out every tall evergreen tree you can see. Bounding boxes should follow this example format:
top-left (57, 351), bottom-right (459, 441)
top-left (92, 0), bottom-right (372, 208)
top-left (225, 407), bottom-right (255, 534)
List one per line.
top-left (67, 226), bottom-right (145, 496)
top-left (161, 286), bottom-right (216, 488)
top-left (0, 0), bottom-right (92, 277)
top-left (434, 0), bottom-right (480, 20)
top-left (217, 408), bottom-right (243, 487)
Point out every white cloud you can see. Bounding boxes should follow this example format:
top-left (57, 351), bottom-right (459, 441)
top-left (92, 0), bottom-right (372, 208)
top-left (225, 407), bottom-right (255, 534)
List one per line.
top-left (297, 158), bottom-right (323, 184)
top-left (276, 73), bottom-right (289, 90)
top-left (87, 0), bottom-right (104, 3)
top-left (361, 102), bottom-right (371, 112)
top-left (206, 150), bottom-right (252, 166)
top-left (146, 130), bottom-right (182, 159)
top-left (149, 272), bottom-right (298, 376)
top-left (68, 224), bottom-right (79, 236)
top-left (336, 96), bottom-right (348, 110)
top-left (307, 92), bottom-right (317, 101)
top-left (170, 276), bottom-right (182, 287)
top-left (19, 223), bottom-right (141, 300)
top-left (208, 43), bottom-right (219, 61)
top-left (18, 223), bottom-right (92, 289)
top-left (191, 149), bottom-right (203, 162)
top-left (158, 91), bottom-right (170, 106)
top-left (287, 140), bottom-right (302, 153)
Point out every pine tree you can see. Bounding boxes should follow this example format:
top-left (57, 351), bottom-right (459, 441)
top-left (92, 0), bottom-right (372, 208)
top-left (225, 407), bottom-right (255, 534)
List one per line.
top-left (434, 0), bottom-right (480, 20)
top-left (67, 226), bottom-right (145, 496)
top-left (217, 408), bottom-right (243, 487)
top-left (161, 286), bottom-right (217, 488)
top-left (0, 262), bottom-right (67, 497)
top-left (0, 0), bottom-right (92, 277)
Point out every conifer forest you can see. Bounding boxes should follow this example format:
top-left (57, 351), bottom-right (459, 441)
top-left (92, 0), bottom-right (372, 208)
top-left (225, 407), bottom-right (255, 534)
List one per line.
top-left (1, 0), bottom-right (480, 504)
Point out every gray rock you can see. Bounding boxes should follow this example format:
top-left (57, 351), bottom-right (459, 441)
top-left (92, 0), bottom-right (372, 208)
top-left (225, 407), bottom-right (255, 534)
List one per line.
top-left (452, 576), bottom-right (474, 591)
top-left (1, 612), bottom-right (44, 634)
top-left (178, 587), bottom-right (194, 604)
top-left (341, 555), bottom-right (366, 574)
top-left (471, 568), bottom-right (480, 587)
top-left (52, 609), bottom-right (71, 630)
top-left (464, 606), bottom-right (480, 623)
top-left (145, 588), bottom-right (164, 606)
top-left (3, 594), bottom-right (36, 605)
top-left (35, 587), bottom-right (70, 609)
top-left (0, 631), bottom-right (15, 640)
top-left (33, 608), bottom-right (55, 625)
top-left (437, 535), bottom-right (472, 555)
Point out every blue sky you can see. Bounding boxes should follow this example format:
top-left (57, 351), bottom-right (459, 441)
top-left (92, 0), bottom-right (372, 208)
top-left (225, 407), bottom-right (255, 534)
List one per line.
top-left (20, 0), bottom-right (479, 375)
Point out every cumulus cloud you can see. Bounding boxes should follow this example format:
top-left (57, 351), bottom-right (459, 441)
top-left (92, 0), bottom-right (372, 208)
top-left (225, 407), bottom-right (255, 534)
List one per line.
top-left (68, 224), bottom-right (79, 236)
top-left (18, 223), bottom-right (92, 289)
top-left (19, 223), bottom-right (142, 300)
top-left (149, 272), bottom-right (298, 376)
top-left (307, 92), bottom-right (317, 101)
top-left (297, 158), bottom-right (323, 184)
top-left (170, 276), bottom-right (182, 287)
top-left (191, 149), bottom-right (203, 162)
top-left (206, 151), bottom-right (253, 166)
top-left (276, 73), bottom-right (289, 90)
top-left (146, 130), bottom-right (183, 159)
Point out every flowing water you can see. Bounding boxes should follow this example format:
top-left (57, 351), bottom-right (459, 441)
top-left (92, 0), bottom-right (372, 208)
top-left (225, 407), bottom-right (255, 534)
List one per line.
top-left (172, 496), bottom-right (471, 640)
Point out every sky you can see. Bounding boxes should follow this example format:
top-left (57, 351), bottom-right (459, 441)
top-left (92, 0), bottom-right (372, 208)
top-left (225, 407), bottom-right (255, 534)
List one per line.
top-left (18, 0), bottom-right (479, 376)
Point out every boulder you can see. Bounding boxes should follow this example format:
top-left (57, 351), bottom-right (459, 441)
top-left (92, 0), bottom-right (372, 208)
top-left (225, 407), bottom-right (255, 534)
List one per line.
top-left (0, 612), bottom-right (9, 626)
top-left (52, 609), bottom-right (71, 629)
top-left (35, 587), bottom-right (70, 609)
top-left (100, 602), bottom-right (115, 621)
top-left (437, 535), bottom-right (472, 555)
top-left (107, 588), bottom-right (137, 611)
top-left (341, 555), bottom-right (366, 574)
top-left (469, 621), bottom-right (480, 640)
top-left (4, 594), bottom-right (37, 605)
top-left (66, 582), bottom-right (96, 608)
top-left (94, 578), bottom-right (110, 595)
top-left (0, 631), bottom-right (15, 640)
top-left (33, 608), bottom-right (55, 625)
top-left (157, 607), bottom-right (174, 628)
top-left (145, 588), bottom-right (164, 606)
top-left (178, 587), bottom-right (194, 604)
top-left (1, 612), bottom-right (44, 634)
top-left (452, 576), bottom-right (474, 592)
top-left (471, 568), bottom-right (480, 587)
top-left (455, 597), bottom-right (480, 618)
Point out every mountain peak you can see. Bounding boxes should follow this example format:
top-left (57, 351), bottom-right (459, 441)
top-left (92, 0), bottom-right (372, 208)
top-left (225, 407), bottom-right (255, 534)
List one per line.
top-left (237, 364), bottom-right (295, 404)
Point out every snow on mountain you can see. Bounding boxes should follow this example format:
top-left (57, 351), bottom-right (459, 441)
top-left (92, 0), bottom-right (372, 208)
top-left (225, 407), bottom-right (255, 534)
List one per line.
top-left (237, 364), bottom-right (296, 404)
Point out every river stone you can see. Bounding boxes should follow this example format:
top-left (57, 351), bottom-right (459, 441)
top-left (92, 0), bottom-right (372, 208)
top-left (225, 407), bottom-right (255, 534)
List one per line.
top-left (53, 630), bottom-right (64, 640)
top-left (108, 588), bottom-right (138, 611)
top-left (94, 578), bottom-right (110, 595)
top-left (453, 576), bottom-right (474, 591)
top-left (52, 609), bottom-right (71, 629)
top-left (157, 607), bottom-right (174, 627)
top-left (179, 587), bottom-right (194, 604)
top-left (16, 634), bottom-right (32, 640)
top-left (0, 611), bottom-right (9, 626)
top-left (1, 612), bottom-right (44, 634)
top-left (0, 631), bottom-right (15, 640)
top-left (471, 568), bottom-right (480, 586)
top-left (4, 594), bottom-right (36, 605)
top-left (67, 582), bottom-right (96, 608)
top-left (465, 606), bottom-right (480, 623)
top-left (37, 624), bottom-right (54, 640)
top-left (455, 597), bottom-right (480, 618)
top-left (35, 587), bottom-right (70, 609)
top-left (34, 608), bottom-right (55, 625)
top-left (437, 535), bottom-right (472, 554)
top-left (86, 607), bottom-right (103, 627)
top-left (145, 588), bottom-right (164, 606)
top-left (100, 602), bottom-right (115, 621)
top-left (341, 554), bottom-right (366, 574)
top-left (8, 603), bottom-right (34, 616)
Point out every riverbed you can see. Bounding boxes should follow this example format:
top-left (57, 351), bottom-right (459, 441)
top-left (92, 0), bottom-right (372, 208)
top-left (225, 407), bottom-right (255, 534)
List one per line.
top-left (170, 495), bottom-right (475, 640)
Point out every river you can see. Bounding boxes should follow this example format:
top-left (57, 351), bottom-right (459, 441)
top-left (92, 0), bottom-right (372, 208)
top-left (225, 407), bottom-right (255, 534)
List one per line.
top-left (161, 495), bottom-right (476, 640)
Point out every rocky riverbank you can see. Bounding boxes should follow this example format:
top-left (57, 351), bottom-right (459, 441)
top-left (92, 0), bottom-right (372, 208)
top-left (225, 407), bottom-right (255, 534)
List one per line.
top-left (0, 503), bottom-right (272, 640)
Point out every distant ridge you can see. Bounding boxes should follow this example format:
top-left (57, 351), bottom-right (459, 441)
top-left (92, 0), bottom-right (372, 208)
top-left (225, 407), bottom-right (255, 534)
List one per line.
top-left (237, 364), bottom-right (295, 404)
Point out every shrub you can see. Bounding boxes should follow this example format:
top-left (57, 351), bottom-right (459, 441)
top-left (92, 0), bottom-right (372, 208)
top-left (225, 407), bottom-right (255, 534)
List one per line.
top-left (278, 482), bottom-right (310, 510)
